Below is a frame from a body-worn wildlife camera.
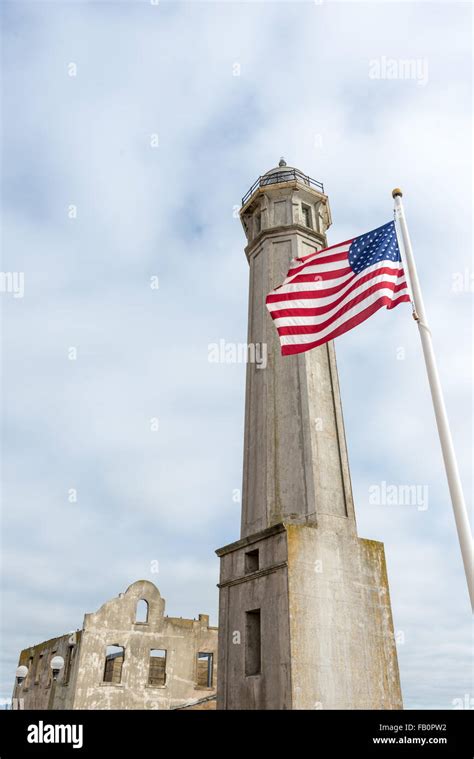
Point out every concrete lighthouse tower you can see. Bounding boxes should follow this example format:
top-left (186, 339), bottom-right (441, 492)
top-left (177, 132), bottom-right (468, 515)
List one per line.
top-left (216, 160), bottom-right (403, 710)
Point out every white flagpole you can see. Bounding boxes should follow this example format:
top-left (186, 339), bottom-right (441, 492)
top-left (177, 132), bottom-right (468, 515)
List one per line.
top-left (392, 188), bottom-right (473, 610)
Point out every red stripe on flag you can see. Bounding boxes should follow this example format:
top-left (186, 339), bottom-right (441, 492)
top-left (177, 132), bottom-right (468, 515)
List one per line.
top-left (288, 250), bottom-right (349, 276)
top-left (276, 282), bottom-right (408, 335)
top-left (287, 266), bottom-right (353, 284)
top-left (271, 279), bottom-right (408, 319)
top-left (280, 294), bottom-right (411, 355)
top-left (295, 237), bottom-right (354, 262)
top-left (266, 265), bottom-right (406, 303)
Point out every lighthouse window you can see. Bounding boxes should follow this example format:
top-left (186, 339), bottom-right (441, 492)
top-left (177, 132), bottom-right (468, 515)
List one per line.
top-left (302, 204), bottom-right (313, 228)
top-left (255, 213), bottom-right (261, 233)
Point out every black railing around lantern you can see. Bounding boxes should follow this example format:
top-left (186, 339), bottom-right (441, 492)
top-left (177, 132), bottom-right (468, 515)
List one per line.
top-left (242, 169), bottom-right (324, 206)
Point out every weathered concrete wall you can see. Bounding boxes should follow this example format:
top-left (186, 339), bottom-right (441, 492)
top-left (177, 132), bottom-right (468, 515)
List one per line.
top-left (217, 523), bottom-right (402, 710)
top-left (72, 580), bottom-right (218, 710)
top-left (286, 523), bottom-right (403, 709)
top-left (217, 525), bottom-right (292, 710)
top-left (14, 631), bottom-right (81, 710)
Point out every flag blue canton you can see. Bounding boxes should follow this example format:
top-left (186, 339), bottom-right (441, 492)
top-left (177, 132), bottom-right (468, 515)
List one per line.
top-left (348, 221), bottom-right (401, 275)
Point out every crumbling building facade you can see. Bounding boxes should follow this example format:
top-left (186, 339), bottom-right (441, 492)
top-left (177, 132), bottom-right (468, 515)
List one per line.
top-left (13, 580), bottom-right (218, 710)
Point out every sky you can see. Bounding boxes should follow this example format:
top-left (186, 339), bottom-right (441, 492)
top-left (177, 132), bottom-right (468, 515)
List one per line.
top-left (1, 0), bottom-right (472, 710)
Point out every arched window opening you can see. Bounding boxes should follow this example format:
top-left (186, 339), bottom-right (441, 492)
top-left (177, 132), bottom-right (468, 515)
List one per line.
top-left (135, 599), bottom-right (149, 624)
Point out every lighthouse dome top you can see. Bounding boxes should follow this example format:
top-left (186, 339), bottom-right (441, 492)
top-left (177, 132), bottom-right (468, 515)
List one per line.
top-left (242, 158), bottom-right (324, 206)
top-left (263, 157), bottom-right (295, 175)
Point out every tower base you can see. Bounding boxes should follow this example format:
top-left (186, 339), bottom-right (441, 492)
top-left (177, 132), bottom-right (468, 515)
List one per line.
top-left (216, 522), bottom-right (403, 710)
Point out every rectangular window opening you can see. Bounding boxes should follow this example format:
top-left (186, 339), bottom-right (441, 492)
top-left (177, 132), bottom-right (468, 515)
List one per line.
top-left (302, 204), bottom-right (313, 228)
top-left (103, 645), bottom-right (125, 684)
top-left (148, 649), bottom-right (166, 687)
top-left (196, 652), bottom-right (213, 688)
top-left (63, 646), bottom-right (74, 685)
top-left (245, 609), bottom-right (261, 676)
top-left (245, 549), bottom-right (259, 573)
top-left (34, 654), bottom-right (43, 685)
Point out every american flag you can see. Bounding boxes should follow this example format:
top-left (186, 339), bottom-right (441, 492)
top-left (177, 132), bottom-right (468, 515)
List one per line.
top-left (266, 220), bottom-right (411, 356)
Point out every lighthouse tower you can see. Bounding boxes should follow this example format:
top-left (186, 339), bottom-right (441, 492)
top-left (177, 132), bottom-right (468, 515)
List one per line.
top-left (216, 160), bottom-right (403, 710)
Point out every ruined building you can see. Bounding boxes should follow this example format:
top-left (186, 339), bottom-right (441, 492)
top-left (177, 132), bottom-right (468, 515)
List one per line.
top-left (216, 160), bottom-right (403, 709)
top-left (13, 580), bottom-right (218, 710)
